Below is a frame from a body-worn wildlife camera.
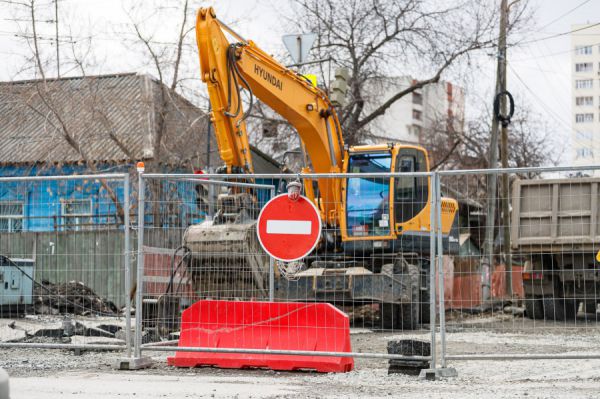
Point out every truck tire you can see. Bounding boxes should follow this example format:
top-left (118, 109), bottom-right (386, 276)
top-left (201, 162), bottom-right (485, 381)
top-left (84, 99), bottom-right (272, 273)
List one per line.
top-left (543, 298), bottom-right (577, 321)
top-left (524, 296), bottom-right (544, 319)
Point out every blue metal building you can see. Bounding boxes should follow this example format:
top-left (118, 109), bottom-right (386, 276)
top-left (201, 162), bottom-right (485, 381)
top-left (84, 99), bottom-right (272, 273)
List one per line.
top-left (0, 73), bottom-right (283, 232)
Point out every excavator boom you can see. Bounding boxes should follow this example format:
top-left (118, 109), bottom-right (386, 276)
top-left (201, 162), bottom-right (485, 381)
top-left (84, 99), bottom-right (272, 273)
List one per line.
top-left (196, 8), bottom-right (344, 222)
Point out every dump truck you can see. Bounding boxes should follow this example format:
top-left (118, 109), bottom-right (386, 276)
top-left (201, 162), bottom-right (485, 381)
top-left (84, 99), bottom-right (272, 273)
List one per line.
top-left (511, 177), bottom-right (600, 320)
top-left (179, 7), bottom-right (458, 330)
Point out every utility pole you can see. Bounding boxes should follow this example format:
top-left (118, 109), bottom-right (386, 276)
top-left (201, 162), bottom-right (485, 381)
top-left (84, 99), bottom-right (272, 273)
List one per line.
top-left (500, 34), bottom-right (513, 299)
top-left (482, 0), bottom-right (508, 305)
top-left (54, 0), bottom-right (60, 77)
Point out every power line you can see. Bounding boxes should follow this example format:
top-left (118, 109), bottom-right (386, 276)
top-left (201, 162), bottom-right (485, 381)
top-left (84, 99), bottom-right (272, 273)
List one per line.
top-left (516, 22), bottom-right (600, 47)
top-left (536, 0), bottom-right (592, 32)
top-left (508, 64), bottom-right (592, 150)
top-left (511, 40), bottom-right (600, 62)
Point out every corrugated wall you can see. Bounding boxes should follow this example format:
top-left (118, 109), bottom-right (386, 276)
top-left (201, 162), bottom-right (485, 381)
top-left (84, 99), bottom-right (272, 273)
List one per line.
top-left (0, 229), bottom-right (183, 307)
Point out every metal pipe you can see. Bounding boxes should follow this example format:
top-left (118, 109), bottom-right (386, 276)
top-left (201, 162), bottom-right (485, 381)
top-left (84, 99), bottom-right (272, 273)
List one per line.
top-left (269, 186), bottom-right (276, 301)
top-left (268, 259), bottom-right (275, 301)
top-left (0, 343), bottom-right (126, 351)
top-left (142, 172), bottom-right (433, 179)
top-left (142, 163), bottom-right (600, 180)
top-left (123, 173), bottom-right (132, 358)
top-left (0, 173), bottom-right (128, 182)
top-left (436, 164), bottom-right (600, 176)
top-left (140, 345), bottom-right (431, 361)
top-left (435, 175), bottom-right (447, 368)
top-left (216, 18), bottom-right (248, 44)
top-left (445, 353), bottom-right (600, 361)
top-left (176, 178), bottom-right (276, 190)
top-left (428, 172), bottom-right (437, 369)
top-left (134, 170), bottom-right (145, 358)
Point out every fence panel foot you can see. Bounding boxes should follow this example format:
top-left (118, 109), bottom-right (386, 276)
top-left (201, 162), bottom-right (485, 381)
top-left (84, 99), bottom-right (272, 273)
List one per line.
top-left (113, 356), bottom-right (153, 370)
top-left (418, 367), bottom-right (458, 381)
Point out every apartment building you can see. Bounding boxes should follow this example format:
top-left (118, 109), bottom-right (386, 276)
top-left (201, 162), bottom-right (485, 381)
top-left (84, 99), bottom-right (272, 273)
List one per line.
top-left (364, 76), bottom-right (465, 145)
top-left (571, 24), bottom-right (600, 171)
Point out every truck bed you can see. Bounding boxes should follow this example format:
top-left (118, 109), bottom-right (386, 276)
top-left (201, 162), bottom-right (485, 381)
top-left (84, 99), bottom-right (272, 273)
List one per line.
top-left (511, 177), bottom-right (600, 251)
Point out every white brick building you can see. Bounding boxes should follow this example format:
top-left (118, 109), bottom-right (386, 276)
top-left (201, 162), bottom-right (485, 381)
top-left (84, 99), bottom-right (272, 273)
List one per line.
top-left (364, 76), bottom-right (465, 145)
top-left (571, 24), bottom-right (600, 171)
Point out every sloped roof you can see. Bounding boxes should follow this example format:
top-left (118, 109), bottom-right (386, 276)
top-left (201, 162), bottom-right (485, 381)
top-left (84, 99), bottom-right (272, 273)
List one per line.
top-left (0, 73), bottom-right (211, 166)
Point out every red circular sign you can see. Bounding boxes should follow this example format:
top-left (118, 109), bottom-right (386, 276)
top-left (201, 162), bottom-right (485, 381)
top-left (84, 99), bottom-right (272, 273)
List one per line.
top-left (257, 194), bottom-right (322, 262)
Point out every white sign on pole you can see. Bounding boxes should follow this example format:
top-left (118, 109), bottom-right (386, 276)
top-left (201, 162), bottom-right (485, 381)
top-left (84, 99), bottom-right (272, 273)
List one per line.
top-left (282, 33), bottom-right (317, 65)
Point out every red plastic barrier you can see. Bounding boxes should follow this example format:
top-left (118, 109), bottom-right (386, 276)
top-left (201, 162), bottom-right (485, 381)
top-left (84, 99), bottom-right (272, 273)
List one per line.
top-left (167, 300), bottom-right (354, 373)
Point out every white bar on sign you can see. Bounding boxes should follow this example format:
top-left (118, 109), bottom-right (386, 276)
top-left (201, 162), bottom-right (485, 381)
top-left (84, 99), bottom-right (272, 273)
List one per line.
top-left (266, 220), bottom-right (311, 235)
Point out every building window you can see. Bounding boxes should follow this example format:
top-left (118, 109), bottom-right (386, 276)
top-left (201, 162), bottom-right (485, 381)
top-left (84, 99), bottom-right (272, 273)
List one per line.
top-left (575, 45), bottom-right (592, 55)
top-left (412, 125), bottom-right (422, 138)
top-left (61, 199), bottom-right (92, 230)
top-left (575, 62), bottom-right (593, 73)
top-left (412, 92), bottom-right (423, 105)
top-left (412, 109), bottom-right (422, 121)
top-left (0, 202), bottom-right (23, 232)
top-left (576, 148), bottom-right (593, 159)
top-left (575, 79), bottom-right (593, 89)
top-left (575, 131), bottom-right (594, 140)
top-left (576, 96), bottom-right (593, 106)
top-left (575, 113), bottom-right (594, 123)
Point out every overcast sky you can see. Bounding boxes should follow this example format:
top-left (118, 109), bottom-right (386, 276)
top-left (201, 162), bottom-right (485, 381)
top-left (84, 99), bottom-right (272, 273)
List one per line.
top-left (0, 0), bottom-right (598, 166)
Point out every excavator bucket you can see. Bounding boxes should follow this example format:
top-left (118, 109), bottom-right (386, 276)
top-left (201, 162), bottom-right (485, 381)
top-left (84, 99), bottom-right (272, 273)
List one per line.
top-left (167, 300), bottom-right (354, 372)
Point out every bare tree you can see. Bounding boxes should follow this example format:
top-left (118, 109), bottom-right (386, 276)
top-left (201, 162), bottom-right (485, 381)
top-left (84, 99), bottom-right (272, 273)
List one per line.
top-left (2, 0), bottom-right (128, 223)
top-left (281, 0), bottom-right (529, 145)
top-left (419, 99), bottom-right (558, 218)
top-left (123, 0), bottom-right (215, 225)
top-left (425, 102), bottom-right (558, 173)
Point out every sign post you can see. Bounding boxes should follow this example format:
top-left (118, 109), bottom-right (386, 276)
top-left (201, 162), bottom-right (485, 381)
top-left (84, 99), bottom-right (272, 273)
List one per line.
top-left (282, 33), bottom-right (317, 66)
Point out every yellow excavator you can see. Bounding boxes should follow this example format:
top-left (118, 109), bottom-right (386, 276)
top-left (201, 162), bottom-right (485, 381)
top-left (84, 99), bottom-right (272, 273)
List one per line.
top-left (183, 7), bottom-right (458, 329)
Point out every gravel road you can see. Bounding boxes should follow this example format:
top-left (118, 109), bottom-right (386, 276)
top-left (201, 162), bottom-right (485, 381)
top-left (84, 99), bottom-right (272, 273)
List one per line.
top-left (2, 314), bottom-right (600, 398)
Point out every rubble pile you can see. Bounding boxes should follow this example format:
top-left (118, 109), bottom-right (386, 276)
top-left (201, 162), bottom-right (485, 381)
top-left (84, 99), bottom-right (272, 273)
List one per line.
top-left (345, 304), bottom-right (379, 326)
top-left (34, 281), bottom-right (119, 316)
top-left (0, 317), bottom-right (127, 346)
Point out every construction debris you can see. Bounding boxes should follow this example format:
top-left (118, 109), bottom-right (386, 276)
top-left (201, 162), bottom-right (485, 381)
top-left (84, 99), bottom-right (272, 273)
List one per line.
top-left (0, 324), bottom-right (26, 343)
top-left (0, 317), bottom-right (125, 344)
top-left (344, 304), bottom-right (379, 326)
top-left (34, 281), bottom-right (119, 316)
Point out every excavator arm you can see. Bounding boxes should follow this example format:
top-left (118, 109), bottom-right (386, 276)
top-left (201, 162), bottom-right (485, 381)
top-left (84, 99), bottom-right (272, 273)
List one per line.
top-left (196, 7), bottom-right (343, 223)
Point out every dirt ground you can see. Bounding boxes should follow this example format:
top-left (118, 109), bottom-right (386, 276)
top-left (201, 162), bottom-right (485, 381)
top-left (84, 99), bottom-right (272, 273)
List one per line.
top-left (2, 313), bottom-right (600, 398)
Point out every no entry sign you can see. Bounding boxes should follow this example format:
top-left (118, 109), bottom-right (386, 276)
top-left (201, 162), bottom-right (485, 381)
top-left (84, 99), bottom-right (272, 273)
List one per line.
top-left (256, 194), bottom-right (322, 262)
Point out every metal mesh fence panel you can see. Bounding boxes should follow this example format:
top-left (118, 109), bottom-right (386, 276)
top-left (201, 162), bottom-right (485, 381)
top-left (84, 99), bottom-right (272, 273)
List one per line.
top-left (137, 172), bottom-right (439, 369)
top-left (0, 174), bottom-right (131, 353)
top-left (437, 167), bottom-right (600, 363)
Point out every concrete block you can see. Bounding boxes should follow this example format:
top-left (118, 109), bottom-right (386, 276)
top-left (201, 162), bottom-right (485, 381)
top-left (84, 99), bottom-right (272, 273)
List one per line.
top-left (0, 368), bottom-right (8, 399)
top-left (0, 325), bottom-right (26, 343)
top-left (418, 367), bottom-right (458, 380)
top-left (113, 356), bottom-right (153, 370)
top-left (387, 339), bottom-right (431, 375)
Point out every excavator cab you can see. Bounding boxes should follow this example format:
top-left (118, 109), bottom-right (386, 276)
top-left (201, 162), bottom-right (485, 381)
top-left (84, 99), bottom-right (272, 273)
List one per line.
top-left (341, 144), bottom-right (431, 249)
